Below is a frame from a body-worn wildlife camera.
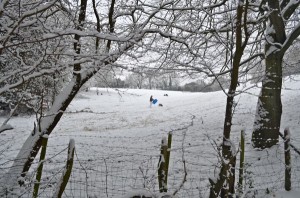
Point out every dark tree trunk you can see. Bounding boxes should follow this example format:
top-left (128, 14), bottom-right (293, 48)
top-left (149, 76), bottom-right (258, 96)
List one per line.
top-left (147, 76), bottom-right (152, 90)
top-left (252, 0), bottom-right (300, 148)
top-left (252, 51), bottom-right (283, 148)
top-left (218, 1), bottom-right (249, 197)
top-left (169, 75), bottom-right (172, 89)
top-left (252, 0), bottom-right (286, 149)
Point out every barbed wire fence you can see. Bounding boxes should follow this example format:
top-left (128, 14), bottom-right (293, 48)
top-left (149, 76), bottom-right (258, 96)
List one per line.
top-left (0, 128), bottom-right (300, 198)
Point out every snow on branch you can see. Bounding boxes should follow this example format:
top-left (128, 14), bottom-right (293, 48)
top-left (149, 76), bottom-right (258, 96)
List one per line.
top-left (0, 124), bottom-right (13, 134)
top-left (281, 22), bottom-right (300, 54)
top-left (0, 1), bottom-right (173, 191)
top-left (0, 0), bottom-right (59, 51)
top-left (0, 68), bottom-right (58, 95)
top-left (142, 0), bottom-right (228, 11)
top-left (0, 0), bottom-right (9, 17)
top-left (281, 0), bottom-right (300, 20)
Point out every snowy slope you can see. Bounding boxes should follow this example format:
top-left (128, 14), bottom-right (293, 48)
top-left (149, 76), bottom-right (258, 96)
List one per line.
top-left (0, 76), bottom-right (299, 197)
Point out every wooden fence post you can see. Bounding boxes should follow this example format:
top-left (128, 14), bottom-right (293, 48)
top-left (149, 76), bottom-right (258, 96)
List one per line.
top-left (165, 132), bottom-right (172, 188)
top-left (284, 128), bottom-right (291, 191)
top-left (157, 132), bottom-right (173, 193)
top-left (33, 134), bottom-right (49, 198)
top-left (158, 137), bottom-right (168, 192)
top-left (238, 130), bottom-right (245, 196)
top-left (53, 139), bottom-right (75, 198)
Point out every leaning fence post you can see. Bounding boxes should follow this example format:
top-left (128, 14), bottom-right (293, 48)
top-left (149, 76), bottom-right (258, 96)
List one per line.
top-left (33, 133), bottom-right (49, 198)
top-left (165, 132), bottom-right (172, 187)
top-left (158, 137), bottom-right (168, 192)
top-left (238, 130), bottom-right (245, 196)
top-left (53, 139), bottom-right (75, 198)
top-left (284, 128), bottom-right (291, 191)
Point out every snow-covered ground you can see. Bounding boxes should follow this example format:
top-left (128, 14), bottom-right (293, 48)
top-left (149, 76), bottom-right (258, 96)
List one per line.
top-left (1, 76), bottom-right (300, 197)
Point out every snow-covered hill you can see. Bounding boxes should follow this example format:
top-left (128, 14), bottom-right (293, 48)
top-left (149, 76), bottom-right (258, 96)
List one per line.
top-left (0, 76), bottom-right (300, 197)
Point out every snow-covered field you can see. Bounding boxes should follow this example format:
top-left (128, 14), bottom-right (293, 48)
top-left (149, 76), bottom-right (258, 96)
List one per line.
top-left (1, 76), bottom-right (300, 197)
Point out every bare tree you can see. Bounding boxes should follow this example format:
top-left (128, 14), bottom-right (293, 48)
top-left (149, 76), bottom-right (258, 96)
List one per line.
top-left (0, 0), bottom-right (177, 193)
top-left (252, 0), bottom-right (300, 148)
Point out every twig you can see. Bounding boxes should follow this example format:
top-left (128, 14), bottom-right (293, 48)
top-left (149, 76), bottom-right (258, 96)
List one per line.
top-left (0, 89), bottom-right (27, 134)
top-left (75, 149), bottom-right (89, 198)
top-left (279, 131), bottom-right (300, 156)
top-left (173, 128), bottom-right (188, 196)
top-left (104, 158), bottom-right (109, 197)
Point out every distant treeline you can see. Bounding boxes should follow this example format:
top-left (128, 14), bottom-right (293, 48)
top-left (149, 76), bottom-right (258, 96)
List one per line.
top-left (93, 78), bottom-right (229, 92)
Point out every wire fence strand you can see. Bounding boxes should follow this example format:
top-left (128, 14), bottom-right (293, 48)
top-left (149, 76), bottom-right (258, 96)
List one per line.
top-left (1, 130), bottom-right (300, 197)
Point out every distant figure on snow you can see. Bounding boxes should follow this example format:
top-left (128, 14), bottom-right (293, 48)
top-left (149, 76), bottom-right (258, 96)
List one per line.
top-left (150, 96), bottom-right (159, 108)
top-left (150, 95), bottom-right (153, 108)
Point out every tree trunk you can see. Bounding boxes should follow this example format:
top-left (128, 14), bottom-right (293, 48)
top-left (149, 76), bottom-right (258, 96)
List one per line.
top-left (219, 1), bottom-right (249, 196)
top-left (251, 0), bottom-right (300, 148)
top-left (148, 77), bottom-right (152, 90)
top-left (252, 0), bottom-right (288, 149)
top-left (252, 51), bottom-right (283, 148)
top-left (169, 75), bottom-right (172, 89)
